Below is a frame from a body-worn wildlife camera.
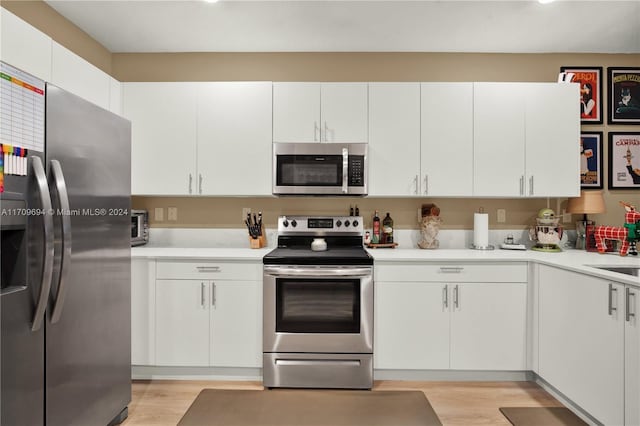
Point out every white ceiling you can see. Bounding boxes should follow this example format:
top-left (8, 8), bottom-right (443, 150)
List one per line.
top-left (44, 0), bottom-right (640, 54)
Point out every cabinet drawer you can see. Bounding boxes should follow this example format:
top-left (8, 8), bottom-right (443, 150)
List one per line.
top-left (156, 260), bottom-right (261, 281)
top-left (375, 263), bottom-right (527, 283)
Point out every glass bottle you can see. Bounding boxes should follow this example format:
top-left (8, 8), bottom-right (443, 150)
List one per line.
top-left (372, 210), bottom-right (381, 244)
top-left (383, 212), bottom-right (394, 244)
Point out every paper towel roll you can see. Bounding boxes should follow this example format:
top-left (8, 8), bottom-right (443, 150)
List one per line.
top-left (473, 213), bottom-right (489, 248)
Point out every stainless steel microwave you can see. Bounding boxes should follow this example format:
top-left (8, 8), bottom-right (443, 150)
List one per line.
top-left (273, 143), bottom-right (368, 196)
top-left (131, 209), bottom-right (149, 247)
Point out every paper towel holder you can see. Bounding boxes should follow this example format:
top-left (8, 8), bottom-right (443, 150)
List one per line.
top-left (470, 207), bottom-right (495, 250)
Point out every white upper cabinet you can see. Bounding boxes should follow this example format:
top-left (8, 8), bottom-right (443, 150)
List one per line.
top-left (473, 82), bottom-right (527, 197)
top-left (123, 82), bottom-right (198, 195)
top-left (0, 9), bottom-right (52, 82)
top-left (109, 77), bottom-right (122, 115)
top-left (368, 83), bottom-right (420, 196)
top-left (196, 82), bottom-right (272, 196)
top-left (50, 42), bottom-right (111, 110)
top-left (422, 83), bottom-right (474, 197)
top-left (525, 83), bottom-right (580, 197)
top-left (273, 82), bottom-right (368, 143)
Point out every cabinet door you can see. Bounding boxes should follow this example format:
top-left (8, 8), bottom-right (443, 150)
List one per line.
top-left (450, 282), bottom-right (526, 370)
top-left (375, 282), bottom-right (449, 369)
top-left (123, 82), bottom-right (197, 195)
top-left (273, 82), bottom-right (320, 143)
top-left (109, 77), bottom-right (122, 115)
top-left (626, 285), bottom-right (639, 426)
top-left (196, 82), bottom-right (272, 195)
top-left (473, 83), bottom-right (526, 197)
top-left (50, 42), bottom-right (111, 110)
top-left (131, 259), bottom-right (155, 366)
top-left (538, 266), bottom-right (624, 426)
top-left (155, 280), bottom-right (209, 366)
top-left (525, 83), bottom-right (580, 197)
top-left (321, 83), bottom-right (368, 143)
top-left (368, 83), bottom-right (420, 196)
top-left (210, 281), bottom-right (262, 368)
top-left (422, 83), bottom-right (473, 196)
top-left (0, 9), bottom-right (52, 82)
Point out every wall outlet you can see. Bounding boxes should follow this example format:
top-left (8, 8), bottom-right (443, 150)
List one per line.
top-left (168, 207), bottom-right (178, 221)
top-left (562, 209), bottom-right (571, 223)
top-left (242, 208), bottom-right (251, 223)
top-left (497, 209), bottom-right (506, 223)
top-left (154, 207), bottom-right (164, 222)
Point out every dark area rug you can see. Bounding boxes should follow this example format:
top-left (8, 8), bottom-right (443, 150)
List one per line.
top-left (499, 407), bottom-right (588, 426)
top-left (178, 389), bottom-right (442, 426)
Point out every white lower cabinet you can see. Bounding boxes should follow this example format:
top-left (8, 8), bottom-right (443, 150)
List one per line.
top-left (375, 263), bottom-right (527, 371)
top-left (131, 258), bottom-right (156, 366)
top-left (626, 285), bottom-right (640, 426)
top-left (538, 265), bottom-right (627, 425)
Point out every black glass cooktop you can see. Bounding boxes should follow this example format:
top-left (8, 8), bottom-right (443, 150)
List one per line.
top-left (263, 246), bottom-right (373, 266)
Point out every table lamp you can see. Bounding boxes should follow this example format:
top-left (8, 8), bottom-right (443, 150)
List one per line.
top-left (566, 190), bottom-right (606, 249)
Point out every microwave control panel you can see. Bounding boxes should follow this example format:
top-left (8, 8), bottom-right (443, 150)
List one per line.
top-left (348, 156), bottom-right (365, 186)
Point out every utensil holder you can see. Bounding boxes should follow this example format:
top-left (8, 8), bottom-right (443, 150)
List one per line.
top-left (249, 237), bottom-right (261, 249)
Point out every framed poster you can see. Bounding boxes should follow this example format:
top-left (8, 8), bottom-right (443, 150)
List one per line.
top-left (561, 66), bottom-right (602, 124)
top-left (608, 67), bottom-right (640, 124)
top-left (608, 132), bottom-right (640, 189)
top-left (580, 131), bottom-right (603, 189)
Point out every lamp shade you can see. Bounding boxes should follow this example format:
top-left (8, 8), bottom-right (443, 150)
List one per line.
top-left (566, 190), bottom-right (606, 214)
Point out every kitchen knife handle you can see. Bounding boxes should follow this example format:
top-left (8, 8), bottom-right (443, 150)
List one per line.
top-left (30, 156), bottom-right (54, 332)
top-left (189, 174), bottom-right (193, 194)
top-left (199, 174), bottom-right (203, 195)
top-left (627, 287), bottom-right (635, 322)
top-left (49, 160), bottom-right (72, 324)
top-left (608, 283), bottom-right (618, 315)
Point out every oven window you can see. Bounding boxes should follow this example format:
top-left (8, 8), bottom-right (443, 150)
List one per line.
top-left (276, 278), bottom-right (360, 333)
top-left (276, 155), bottom-right (342, 186)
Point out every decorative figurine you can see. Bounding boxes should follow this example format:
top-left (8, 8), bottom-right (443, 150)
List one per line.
top-left (418, 203), bottom-right (441, 249)
top-left (594, 201), bottom-right (640, 256)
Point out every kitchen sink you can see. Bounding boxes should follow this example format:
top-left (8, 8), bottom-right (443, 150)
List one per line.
top-left (592, 266), bottom-right (640, 277)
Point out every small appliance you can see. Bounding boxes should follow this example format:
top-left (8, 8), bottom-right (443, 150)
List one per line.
top-left (131, 209), bottom-right (149, 246)
top-left (529, 208), bottom-right (564, 252)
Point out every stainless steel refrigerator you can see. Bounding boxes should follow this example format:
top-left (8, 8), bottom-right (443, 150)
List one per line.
top-left (1, 62), bottom-right (131, 426)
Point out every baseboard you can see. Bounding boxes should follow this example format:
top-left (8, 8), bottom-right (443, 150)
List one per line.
top-left (532, 373), bottom-right (601, 426)
top-left (132, 365), bottom-right (262, 381)
top-left (374, 369), bottom-right (532, 381)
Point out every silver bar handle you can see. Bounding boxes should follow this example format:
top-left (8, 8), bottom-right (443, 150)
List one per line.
top-left (454, 284), bottom-right (459, 309)
top-left (439, 266), bottom-right (464, 273)
top-left (627, 287), bottom-right (636, 322)
top-left (608, 283), bottom-right (618, 315)
top-left (201, 282), bottom-right (206, 307)
top-left (199, 173), bottom-right (203, 195)
top-left (413, 175), bottom-right (418, 195)
top-left (519, 176), bottom-right (524, 196)
top-left (342, 147), bottom-right (349, 194)
top-left (197, 266), bottom-right (221, 272)
top-left (529, 176), bottom-right (534, 196)
top-left (211, 282), bottom-right (216, 306)
top-left (30, 156), bottom-right (54, 331)
top-left (314, 122), bottom-right (319, 142)
top-left (443, 285), bottom-right (448, 309)
top-left (189, 174), bottom-right (193, 194)
top-left (264, 266), bottom-right (372, 278)
top-left (275, 359), bottom-right (361, 367)
top-left (324, 121), bottom-right (329, 142)
top-left (49, 160), bottom-right (72, 324)
top-left (424, 175), bottom-right (428, 195)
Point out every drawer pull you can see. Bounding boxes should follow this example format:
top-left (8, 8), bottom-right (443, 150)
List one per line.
top-left (197, 266), bottom-right (221, 272)
top-left (627, 287), bottom-right (636, 322)
top-left (439, 266), bottom-right (464, 273)
top-left (608, 283), bottom-right (618, 316)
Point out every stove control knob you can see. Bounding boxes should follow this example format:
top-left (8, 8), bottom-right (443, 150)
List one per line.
top-left (336, 220), bottom-right (342, 227)
top-left (352, 220), bottom-right (359, 227)
top-left (282, 219), bottom-right (289, 227)
top-left (291, 219), bottom-right (297, 227)
top-left (344, 220), bottom-right (350, 227)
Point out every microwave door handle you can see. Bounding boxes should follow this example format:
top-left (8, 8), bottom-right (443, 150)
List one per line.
top-left (342, 148), bottom-right (349, 194)
top-left (30, 156), bottom-right (54, 332)
top-left (48, 160), bottom-right (72, 324)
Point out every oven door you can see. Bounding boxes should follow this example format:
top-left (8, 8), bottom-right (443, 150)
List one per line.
top-left (263, 266), bottom-right (373, 354)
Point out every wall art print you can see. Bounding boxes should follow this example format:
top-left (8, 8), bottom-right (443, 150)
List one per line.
top-left (608, 67), bottom-right (640, 124)
top-left (560, 66), bottom-right (602, 124)
top-left (609, 132), bottom-right (640, 189)
top-left (580, 131), bottom-right (603, 189)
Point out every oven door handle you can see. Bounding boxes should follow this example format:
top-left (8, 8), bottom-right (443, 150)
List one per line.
top-left (264, 266), bottom-right (372, 278)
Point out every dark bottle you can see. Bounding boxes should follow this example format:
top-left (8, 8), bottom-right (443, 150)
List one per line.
top-left (383, 212), bottom-right (394, 244)
top-left (350, 205), bottom-right (354, 216)
top-left (372, 210), bottom-right (381, 244)
top-left (355, 205), bottom-right (360, 216)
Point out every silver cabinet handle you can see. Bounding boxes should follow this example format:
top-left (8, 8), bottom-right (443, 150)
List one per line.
top-left (342, 147), bottom-right (349, 194)
top-left (199, 173), bottom-right (203, 195)
top-left (424, 175), bottom-right (428, 195)
top-left (324, 121), bottom-right (329, 142)
top-left (519, 176), bottom-right (524, 196)
top-left (189, 173), bottom-right (193, 194)
top-left (443, 285), bottom-right (448, 309)
top-left (197, 266), bottom-right (221, 272)
top-left (49, 160), bottom-right (72, 324)
top-left (454, 284), bottom-right (459, 309)
top-left (314, 122), bottom-right (319, 142)
top-left (413, 175), bottom-right (418, 195)
top-left (30, 156), bottom-right (54, 331)
top-left (439, 266), bottom-right (464, 273)
top-left (627, 287), bottom-right (636, 322)
top-left (201, 282), bottom-right (206, 307)
top-left (608, 283), bottom-right (618, 315)
top-left (529, 176), bottom-right (534, 196)
top-left (211, 282), bottom-right (216, 306)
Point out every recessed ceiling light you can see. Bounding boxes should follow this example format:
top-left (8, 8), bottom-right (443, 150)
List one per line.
top-left (204, 0), bottom-right (219, 3)
top-left (538, 0), bottom-right (556, 4)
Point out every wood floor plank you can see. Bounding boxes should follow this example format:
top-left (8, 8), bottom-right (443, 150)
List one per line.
top-left (121, 380), bottom-right (563, 426)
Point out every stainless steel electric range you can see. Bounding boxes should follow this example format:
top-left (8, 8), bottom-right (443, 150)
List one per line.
top-left (262, 216), bottom-right (373, 389)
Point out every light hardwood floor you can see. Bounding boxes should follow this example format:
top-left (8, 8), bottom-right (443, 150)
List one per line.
top-left (122, 380), bottom-right (563, 426)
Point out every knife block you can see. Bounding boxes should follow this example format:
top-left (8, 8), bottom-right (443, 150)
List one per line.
top-left (249, 237), bottom-right (261, 249)
top-left (248, 225), bottom-right (267, 249)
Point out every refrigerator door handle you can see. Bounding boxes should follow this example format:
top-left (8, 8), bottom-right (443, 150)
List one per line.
top-left (30, 156), bottom-right (54, 331)
top-left (49, 160), bottom-right (72, 324)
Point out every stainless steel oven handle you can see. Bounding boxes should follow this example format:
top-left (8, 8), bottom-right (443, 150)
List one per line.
top-left (264, 266), bottom-right (372, 278)
top-left (275, 359), bottom-right (361, 367)
top-left (342, 147), bottom-right (349, 194)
